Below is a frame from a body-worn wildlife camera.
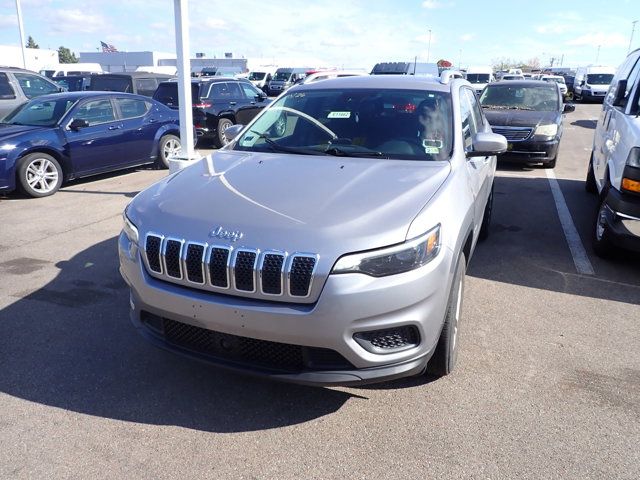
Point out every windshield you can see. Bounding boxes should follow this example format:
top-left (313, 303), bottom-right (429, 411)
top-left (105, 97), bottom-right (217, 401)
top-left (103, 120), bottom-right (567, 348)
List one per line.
top-left (274, 71), bottom-right (293, 81)
top-left (248, 72), bottom-right (266, 81)
top-left (480, 85), bottom-right (559, 111)
top-left (466, 73), bottom-right (490, 83)
top-left (3, 97), bottom-right (76, 127)
top-left (233, 88), bottom-right (453, 161)
top-left (586, 73), bottom-right (613, 85)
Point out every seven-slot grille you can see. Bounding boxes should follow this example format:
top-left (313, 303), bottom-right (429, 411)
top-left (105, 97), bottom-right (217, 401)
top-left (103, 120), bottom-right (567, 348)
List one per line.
top-left (144, 234), bottom-right (317, 300)
top-left (491, 126), bottom-right (533, 141)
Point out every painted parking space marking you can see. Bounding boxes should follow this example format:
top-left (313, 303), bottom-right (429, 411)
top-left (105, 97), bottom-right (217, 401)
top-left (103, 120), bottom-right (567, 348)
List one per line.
top-left (545, 168), bottom-right (595, 275)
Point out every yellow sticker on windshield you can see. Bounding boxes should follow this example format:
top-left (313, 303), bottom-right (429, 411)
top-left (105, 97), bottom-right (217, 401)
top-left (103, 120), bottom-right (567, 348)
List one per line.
top-left (327, 111), bottom-right (351, 119)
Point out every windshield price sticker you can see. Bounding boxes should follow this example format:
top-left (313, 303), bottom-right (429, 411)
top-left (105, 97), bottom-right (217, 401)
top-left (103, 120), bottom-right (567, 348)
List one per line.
top-left (328, 111), bottom-right (351, 119)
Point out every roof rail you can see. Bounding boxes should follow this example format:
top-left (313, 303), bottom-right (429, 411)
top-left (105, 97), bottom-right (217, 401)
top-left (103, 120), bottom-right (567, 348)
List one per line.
top-left (439, 69), bottom-right (465, 84)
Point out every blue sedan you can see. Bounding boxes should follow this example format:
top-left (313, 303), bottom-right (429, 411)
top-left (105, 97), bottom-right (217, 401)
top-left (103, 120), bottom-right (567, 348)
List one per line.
top-left (0, 92), bottom-right (182, 197)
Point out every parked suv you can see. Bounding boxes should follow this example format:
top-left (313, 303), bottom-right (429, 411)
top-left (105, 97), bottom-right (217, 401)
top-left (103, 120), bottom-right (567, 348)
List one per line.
top-left (119, 74), bottom-right (507, 385)
top-left (0, 67), bottom-right (61, 119)
top-left (153, 77), bottom-right (269, 147)
top-left (586, 48), bottom-right (640, 256)
top-left (89, 72), bottom-right (173, 97)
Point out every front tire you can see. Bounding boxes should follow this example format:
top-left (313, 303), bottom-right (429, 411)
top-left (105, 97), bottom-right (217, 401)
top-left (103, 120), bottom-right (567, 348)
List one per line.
top-left (17, 153), bottom-right (63, 198)
top-left (585, 153), bottom-right (597, 194)
top-left (592, 194), bottom-right (615, 258)
top-left (157, 134), bottom-right (181, 169)
top-left (426, 252), bottom-right (466, 377)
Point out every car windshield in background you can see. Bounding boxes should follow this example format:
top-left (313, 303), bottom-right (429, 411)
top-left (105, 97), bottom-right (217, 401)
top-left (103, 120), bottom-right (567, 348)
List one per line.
top-left (55, 78), bottom-right (84, 92)
top-left (466, 74), bottom-right (490, 83)
top-left (543, 77), bottom-right (565, 84)
top-left (3, 97), bottom-right (76, 127)
top-left (586, 74), bottom-right (614, 85)
top-left (249, 72), bottom-right (266, 81)
top-left (480, 84), bottom-right (558, 111)
top-left (91, 77), bottom-right (131, 92)
top-left (233, 88), bottom-right (453, 161)
top-left (273, 72), bottom-right (292, 81)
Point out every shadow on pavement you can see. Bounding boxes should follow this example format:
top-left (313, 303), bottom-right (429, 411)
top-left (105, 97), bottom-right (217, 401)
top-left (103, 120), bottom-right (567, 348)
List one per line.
top-left (571, 119), bottom-right (597, 129)
top-left (469, 175), bottom-right (640, 305)
top-left (0, 237), bottom-right (353, 433)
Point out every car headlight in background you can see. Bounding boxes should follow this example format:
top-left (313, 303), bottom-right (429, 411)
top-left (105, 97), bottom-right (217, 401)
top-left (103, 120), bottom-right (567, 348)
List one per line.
top-left (534, 124), bottom-right (559, 137)
top-left (123, 209), bottom-right (139, 245)
top-left (332, 225), bottom-right (441, 277)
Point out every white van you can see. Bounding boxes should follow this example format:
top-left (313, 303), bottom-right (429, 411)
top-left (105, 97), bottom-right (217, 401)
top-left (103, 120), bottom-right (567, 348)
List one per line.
top-left (40, 63), bottom-right (104, 78)
top-left (465, 66), bottom-right (494, 95)
top-left (585, 49), bottom-right (640, 256)
top-left (247, 66), bottom-right (278, 92)
top-left (574, 65), bottom-right (616, 102)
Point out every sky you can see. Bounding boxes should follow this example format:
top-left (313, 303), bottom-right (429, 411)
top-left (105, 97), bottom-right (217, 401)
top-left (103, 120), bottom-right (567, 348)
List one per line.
top-left (0, 0), bottom-right (638, 70)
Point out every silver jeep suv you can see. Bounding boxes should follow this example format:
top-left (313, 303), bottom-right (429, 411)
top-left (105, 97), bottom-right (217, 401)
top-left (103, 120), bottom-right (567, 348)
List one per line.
top-left (119, 74), bottom-right (507, 385)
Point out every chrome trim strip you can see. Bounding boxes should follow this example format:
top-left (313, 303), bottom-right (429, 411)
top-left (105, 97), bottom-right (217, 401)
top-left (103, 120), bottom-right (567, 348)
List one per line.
top-left (287, 252), bottom-right (320, 298)
top-left (143, 232), bottom-right (165, 275)
top-left (231, 248), bottom-right (260, 293)
top-left (205, 244), bottom-right (233, 290)
top-left (258, 250), bottom-right (287, 297)
top-left (182, 241), bottom-right (207, 285)
top-left (162, 237), bottom-right (185, 280)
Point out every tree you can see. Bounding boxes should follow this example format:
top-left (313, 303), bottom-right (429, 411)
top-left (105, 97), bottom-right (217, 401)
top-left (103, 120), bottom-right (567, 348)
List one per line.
top-left (58, 46), bottom-right (78, 64)
top-left (26, 36), bottom-right (39, 49)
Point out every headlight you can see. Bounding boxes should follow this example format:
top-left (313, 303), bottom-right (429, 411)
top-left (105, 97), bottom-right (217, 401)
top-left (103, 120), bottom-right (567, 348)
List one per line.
top-left (534, 124), bottom-right (558, 137)
top-left (332, 225), bottom-right (441, 277)
top-left (122, 209), bottom-right (139, 245)
top-left (625, 147), bottom-right (640, 168)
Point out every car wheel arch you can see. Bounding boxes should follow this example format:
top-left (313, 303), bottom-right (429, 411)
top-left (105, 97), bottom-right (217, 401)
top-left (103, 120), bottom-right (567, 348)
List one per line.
top-left (16, 148), bottom-right (69, 180)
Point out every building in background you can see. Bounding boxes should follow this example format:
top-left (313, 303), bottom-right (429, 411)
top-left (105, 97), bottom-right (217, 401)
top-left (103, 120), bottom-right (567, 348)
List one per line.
top-left (0, 45), bottom-right (58, 71)
top-left (79, 51), bottom-right (176, 73)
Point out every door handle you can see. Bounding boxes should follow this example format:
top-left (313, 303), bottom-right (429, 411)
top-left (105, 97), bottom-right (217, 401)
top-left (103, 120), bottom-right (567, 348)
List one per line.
top-left (147, 118), bottom-right (157, 123)
top-left (108, 124), bottom-right (122, 130)
top-left (229, 102), bottom-right (237, 106)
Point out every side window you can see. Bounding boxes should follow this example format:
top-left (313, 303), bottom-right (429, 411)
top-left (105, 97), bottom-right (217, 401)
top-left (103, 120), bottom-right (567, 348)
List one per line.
top-left (621, 56), bottom-right (640, 110)
top-left (0, 73), bottom-right (16, 99)
top-left (240, 82), bottom-right (261, 99)
top-left (209, 82), bottom-right (241, 100)
top-left (605, 54), bottom-right (638, 104)
top-left (73, 99), bottom-right (116, 126)
top-left (459, 89), bottom-right (477, 150)
top-left (135, 78), bottom-right (159, 97)
top-left (14, 73), bottom-right (59, 98)
top-left (465, 88), bottom-right (484, 130)
top-left (225, 82), bottom-right (242, 98)
top-left (115, 98), bottom-right (149, 119)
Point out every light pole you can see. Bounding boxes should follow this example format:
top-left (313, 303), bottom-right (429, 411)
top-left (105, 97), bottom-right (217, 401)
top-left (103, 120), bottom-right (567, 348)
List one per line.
top-left (629, 20), bottom-right (638, 54)
top-left (14, 0), bottom-right (27, 69)
top-left (427, 29), bottom-right (432, 63)
top-left (595, 44), bottom-right (601, 64)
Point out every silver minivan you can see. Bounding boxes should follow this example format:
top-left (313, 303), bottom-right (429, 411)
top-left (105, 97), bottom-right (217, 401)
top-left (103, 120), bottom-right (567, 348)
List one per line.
top-left (0, 67), bottom-right (61, 119)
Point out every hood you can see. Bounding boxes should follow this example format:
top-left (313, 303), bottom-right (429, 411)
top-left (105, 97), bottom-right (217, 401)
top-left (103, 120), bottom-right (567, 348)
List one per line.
top-left (483, 109), bottom-right (560, 128)
top-left (130, 150), bottom-right (450, 257)
top-left (0, 124), bottom-right (46, 141)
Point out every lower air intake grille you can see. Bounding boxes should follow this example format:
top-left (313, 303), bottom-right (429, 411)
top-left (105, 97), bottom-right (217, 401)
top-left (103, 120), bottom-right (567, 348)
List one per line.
top-left (155, 316), bottom-right (354, 372)
top-left (354, 326), bottom-right (420, 353)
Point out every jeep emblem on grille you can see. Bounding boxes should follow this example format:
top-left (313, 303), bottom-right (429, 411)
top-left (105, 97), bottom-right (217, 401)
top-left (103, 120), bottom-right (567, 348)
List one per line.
top-left (210, 226), bottom-right (244, 242)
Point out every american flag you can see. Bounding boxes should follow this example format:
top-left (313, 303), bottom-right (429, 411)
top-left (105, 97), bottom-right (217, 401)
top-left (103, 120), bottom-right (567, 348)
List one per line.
top-left (100, 41), bottom-right (118, 53)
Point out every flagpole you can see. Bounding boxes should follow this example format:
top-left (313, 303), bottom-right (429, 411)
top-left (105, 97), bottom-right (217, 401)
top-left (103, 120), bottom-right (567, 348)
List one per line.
top-left (15, 0), bottom-right (27, 69)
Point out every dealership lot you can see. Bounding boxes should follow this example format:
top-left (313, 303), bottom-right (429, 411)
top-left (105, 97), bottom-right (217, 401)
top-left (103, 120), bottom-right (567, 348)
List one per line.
top-left (0, 103), bottom-right (638, 478)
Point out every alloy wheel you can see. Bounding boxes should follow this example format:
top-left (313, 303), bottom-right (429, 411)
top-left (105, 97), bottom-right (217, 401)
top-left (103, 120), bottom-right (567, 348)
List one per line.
top-left (25, 158), bottom-right (59, 194)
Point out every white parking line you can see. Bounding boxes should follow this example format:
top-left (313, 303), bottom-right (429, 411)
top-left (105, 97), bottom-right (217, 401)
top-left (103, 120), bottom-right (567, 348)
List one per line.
top-left (545, 169), bottom-right (595, 275)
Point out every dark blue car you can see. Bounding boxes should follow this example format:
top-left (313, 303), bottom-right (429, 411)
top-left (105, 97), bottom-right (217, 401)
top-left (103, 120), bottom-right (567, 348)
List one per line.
top-left (0, 91), bottom-right (182, 197)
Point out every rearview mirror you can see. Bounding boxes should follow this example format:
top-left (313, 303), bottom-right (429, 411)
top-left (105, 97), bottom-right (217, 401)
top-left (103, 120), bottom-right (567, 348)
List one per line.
top-left (68, 119), bottom-right (89, 131)
top-left (467, 132), bottom-right (508, 157)
top-left (563, 103), bottom-right (576, 113)
top-left (224, 124), bottom-right (244, 141)
top-left (612, 79), bottom-right (627, 107)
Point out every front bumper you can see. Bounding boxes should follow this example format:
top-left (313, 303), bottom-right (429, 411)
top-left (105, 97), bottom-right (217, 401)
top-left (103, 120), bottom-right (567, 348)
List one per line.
top-left (580, 90), bottom-right (607, 101)
top-left (498, 138), bottom-right (559, 163)
top-left (602, 188), bottom-right (640, 252)
top-left (118, 232), bottom-right (455, 385)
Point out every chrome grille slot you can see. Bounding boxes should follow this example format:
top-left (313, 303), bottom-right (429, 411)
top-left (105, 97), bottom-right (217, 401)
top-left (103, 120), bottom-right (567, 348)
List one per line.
top-left (145, 234), bottom-right (162, 273)
top-left (289, 255), bottom-right (317, 297)
top-left (185, 243), bottom-right (205, 284)
top-left (207, 247), bottom-right (231, 288)
top-left (260, 253), bottom-right (285, 295)
top-left (491, 126), bottom-right (532, 141)
top-left (234, 250), bottom-right (258, 292)
top-left (163, 239), bottom-right (183, 279)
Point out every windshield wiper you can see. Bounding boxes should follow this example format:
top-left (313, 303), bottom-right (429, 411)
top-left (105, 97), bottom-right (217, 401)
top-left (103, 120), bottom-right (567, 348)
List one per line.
top-left (481, 104), bottom-right (511, 109)
top-left (508, 106), bottom-right (533, 110)
top-left (248, 130), bottom-right (326, 155)
top-left (324, 145), bottom-right (387, 158)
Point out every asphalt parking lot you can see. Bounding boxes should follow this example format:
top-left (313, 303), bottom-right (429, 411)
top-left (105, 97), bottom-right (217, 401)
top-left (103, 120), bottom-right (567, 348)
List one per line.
top-left (1, 103), bottom-right (639, 479)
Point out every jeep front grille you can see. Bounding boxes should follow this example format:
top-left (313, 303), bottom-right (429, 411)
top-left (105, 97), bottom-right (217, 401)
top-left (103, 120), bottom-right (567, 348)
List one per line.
top-left (143, 233), bottom-right (318, 301)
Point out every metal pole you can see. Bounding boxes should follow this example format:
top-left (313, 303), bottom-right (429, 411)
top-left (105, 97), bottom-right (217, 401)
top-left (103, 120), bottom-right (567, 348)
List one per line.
top-left (595, 45), bottom-right (601, 64)
top-left (14, 0), bottom-right (27, 69)
top-left (427, 29), bottom-right (432, 63)
top-left (629, 20), bottom-right (638, 54)
top-left (173, 0), bottom-right (195, 160)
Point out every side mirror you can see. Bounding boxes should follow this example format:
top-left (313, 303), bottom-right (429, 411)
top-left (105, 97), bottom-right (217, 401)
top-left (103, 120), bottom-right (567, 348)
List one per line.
top-left (224, 124), bottom-right (244, 141)
top-left (563, 103), bottom-right (576, 113)
top-left (69, 119), bottom-right (89, 131)
top-left (467, 132), bottom-right (508, 157)
top-left (580, 80), bottom-right (585, 86)
top-left (612, 79), bottom-right (627, 107)
top-left (256, 92), bottom-right (267, 101)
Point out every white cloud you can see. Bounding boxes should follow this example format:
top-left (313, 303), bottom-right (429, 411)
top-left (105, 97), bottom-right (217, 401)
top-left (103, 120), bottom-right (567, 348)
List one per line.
top-left (535, 24), bottom-right (570, 34)
top-left (422, 0), bottom-right (442, 8)
top-left (200, 18), bottom-right (229, 30)
top-left (460, 33), bottom-right (474, 42)
top-left (566, 32), bottom-right (628, 47)
top-left (0, 14), bottom-right (17, 28)
top-left (50, 10), bottom-right (105, 34)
